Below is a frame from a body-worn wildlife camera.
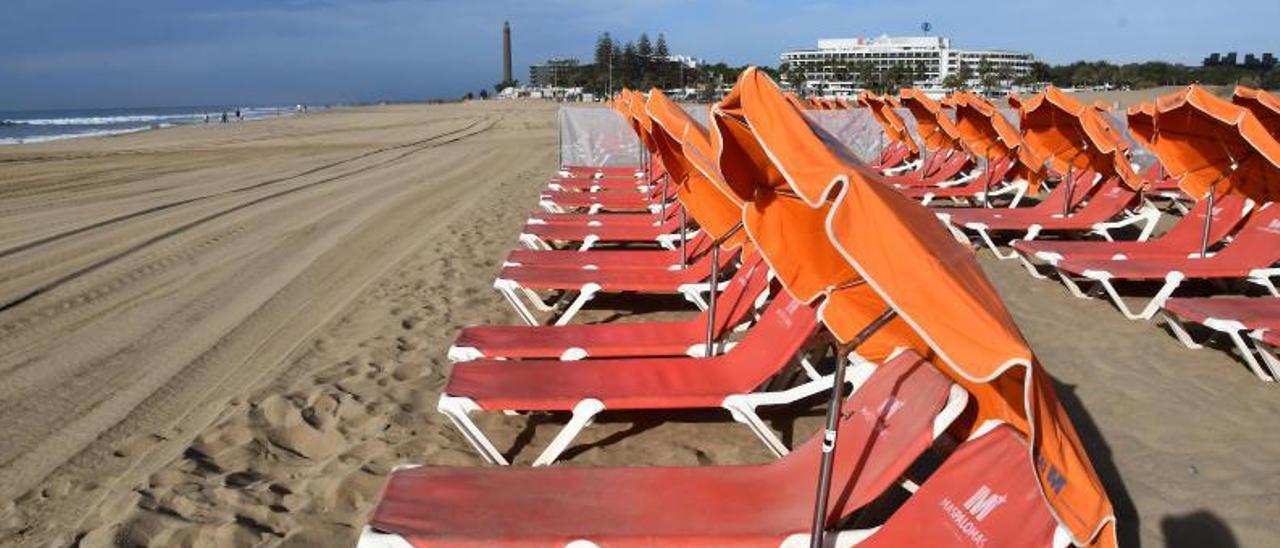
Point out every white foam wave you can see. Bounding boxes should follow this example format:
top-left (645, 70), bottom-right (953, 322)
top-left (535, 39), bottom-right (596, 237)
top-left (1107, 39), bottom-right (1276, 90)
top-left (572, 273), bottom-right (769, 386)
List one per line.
top-left (0, 126), bottom-right (154, 145)
top-left (1, 113), bottom-right (201, 126)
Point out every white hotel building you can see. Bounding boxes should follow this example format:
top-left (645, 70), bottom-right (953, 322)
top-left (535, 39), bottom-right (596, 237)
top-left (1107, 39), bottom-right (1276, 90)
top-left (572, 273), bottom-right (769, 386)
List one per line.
top-left (780, 35), bottom-right (1035, 96)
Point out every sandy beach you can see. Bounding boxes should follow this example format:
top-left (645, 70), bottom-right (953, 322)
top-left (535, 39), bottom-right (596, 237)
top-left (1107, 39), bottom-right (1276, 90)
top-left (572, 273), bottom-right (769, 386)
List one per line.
top-left (1, 101), bottom-right (1277, 547)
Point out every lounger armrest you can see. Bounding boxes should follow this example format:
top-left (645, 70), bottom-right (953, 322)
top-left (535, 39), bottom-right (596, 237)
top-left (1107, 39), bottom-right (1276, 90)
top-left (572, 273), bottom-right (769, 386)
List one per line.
top-left (1090, 206), bottom-right (1161, 242)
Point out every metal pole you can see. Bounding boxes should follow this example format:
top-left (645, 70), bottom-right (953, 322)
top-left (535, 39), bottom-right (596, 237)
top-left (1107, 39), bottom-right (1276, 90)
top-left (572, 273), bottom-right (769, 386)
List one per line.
top-left (679, 206), bottom-right (688, 269)
top-left (703, 242), bottom-right (720, 356)
top-left (1200, 183), bottom-right (1215, 257)
top-left (809, 307), bottom-right (899, 548)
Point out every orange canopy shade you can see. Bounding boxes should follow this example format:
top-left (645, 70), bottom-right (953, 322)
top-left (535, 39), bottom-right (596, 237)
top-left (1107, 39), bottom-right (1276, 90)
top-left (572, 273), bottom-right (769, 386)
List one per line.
top-left (1233, 86), bottom-right (1280, 137)
top-left (898, 88), bottom-right (965, 153)
top-left (784, 92), bottom-right (809, 112)
top-left (1134, 85), bottom-right (1280, 202)
top-left (644, 89), bottom-right (749, 248)
top-left (951, 91), bottom-right (1048, 191)
top-left (859, 92), bottom-right (920, 155)
top-left (713, 68), bottom-right (1116, 547)
top-left (1019, 86), bottom-right (1140, 189)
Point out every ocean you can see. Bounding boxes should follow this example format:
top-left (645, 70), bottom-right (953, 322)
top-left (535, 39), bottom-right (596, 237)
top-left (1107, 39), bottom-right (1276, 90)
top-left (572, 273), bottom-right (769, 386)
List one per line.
top-left (0, 105), bottom-right (310, 145)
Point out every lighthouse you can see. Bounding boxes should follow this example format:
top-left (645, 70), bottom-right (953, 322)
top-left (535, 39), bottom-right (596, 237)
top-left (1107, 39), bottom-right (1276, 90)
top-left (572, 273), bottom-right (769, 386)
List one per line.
top-left (502, 20), bottom-right (513, 85)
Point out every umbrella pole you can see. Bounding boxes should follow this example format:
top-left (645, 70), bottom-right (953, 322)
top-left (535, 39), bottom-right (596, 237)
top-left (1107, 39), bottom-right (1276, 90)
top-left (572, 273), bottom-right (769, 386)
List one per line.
top-left (703, 242), bottom-right (720, 356)
top-left (679, 206), bottom-right (688, 269)
top-left (809, 307), bottom-right (899, 548)
top-left (1200, 184), bottom-right (1215, 257)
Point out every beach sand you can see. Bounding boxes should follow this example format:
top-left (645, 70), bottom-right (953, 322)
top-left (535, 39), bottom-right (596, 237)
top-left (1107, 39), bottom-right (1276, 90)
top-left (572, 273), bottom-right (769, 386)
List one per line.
top-left (0, 101), bottom-right (1276, 547)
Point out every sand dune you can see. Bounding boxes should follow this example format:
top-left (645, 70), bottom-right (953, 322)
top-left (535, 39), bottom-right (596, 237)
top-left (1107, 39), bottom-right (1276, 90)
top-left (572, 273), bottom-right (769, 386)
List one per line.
top-left (0, 101), bottom-right (1277, 547)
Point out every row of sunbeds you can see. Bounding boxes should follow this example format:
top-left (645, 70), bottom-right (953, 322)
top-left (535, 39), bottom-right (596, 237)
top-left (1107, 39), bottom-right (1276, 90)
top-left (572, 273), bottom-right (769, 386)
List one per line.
top-left (356, 72), bottom-right (1120, 546)
top-left (850, 84), bottom-right (1279, 381)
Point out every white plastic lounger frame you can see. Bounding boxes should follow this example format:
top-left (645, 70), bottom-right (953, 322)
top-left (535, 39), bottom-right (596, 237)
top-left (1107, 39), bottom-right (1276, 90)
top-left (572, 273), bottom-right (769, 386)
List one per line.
top-left (1160, 311), bottom-right (1280, 382)
top-left (880, 158), bottom-right (922, 176)
top-left (435, 357), bottom-right (970, 467)
top-left (1057, 267), bottom-right (1280, 321)
top-left (1252, 330), bottom-right (1279, 377)
top-left (938, 201), bottom-right (1160, 261)
top-left (494, 275), bottom-right (729, 326)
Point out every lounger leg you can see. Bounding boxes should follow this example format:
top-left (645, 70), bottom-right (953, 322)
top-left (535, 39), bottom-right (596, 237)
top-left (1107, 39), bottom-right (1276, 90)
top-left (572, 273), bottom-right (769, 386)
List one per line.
top-left (531, 399), bottom-right (605, 466)
top-left (518, 233), bottom-right (552, 251)
top-left (935, 213), bottom-right (971, 246)
top-left (1057, 269), bottom-right (1099, 300)
top-left (1016, 253), bottom-right (1050, 280)
top-left (1225, 330), bottom-right (1276, 382)
top-left (721, 397), bottom-right (790, 458)
top-left (1252, 332), bottom-right (1280, 380)
top-left (1159, 311), bottom-right (1204, 350)
top-left (493, 279), bottom-right (540, 326)
top-left (437, 395), bottom-right (509, 465)
top-left (1088, 271), bottom-right (1184, 320)
top-left (552, 283), bottom-right (600, 326)
top-left (972, 225), bottom-right (1021, 260)
top-left (1248, 269), bottom-right (1280, 297)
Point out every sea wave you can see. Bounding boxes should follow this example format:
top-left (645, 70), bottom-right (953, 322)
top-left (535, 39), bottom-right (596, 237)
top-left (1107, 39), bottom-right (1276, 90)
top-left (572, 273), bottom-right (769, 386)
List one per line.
top-left (1, 114), bottom-right (202, 126)
top-left (0, 126), bottom-right (157, 145)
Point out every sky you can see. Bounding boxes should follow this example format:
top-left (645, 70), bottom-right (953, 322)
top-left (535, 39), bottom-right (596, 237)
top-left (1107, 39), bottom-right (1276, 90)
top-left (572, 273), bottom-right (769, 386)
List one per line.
top-left (2, 0), bottom-right (1276, 111)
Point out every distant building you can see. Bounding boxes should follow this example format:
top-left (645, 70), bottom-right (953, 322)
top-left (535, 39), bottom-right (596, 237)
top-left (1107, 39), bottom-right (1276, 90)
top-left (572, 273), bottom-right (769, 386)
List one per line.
top-left (779, 35), bottom-right (1035, 96)
top-left (1203, 50), bottom-right (1276, 68)
top-left (529, 58), bottom-right (580, 87)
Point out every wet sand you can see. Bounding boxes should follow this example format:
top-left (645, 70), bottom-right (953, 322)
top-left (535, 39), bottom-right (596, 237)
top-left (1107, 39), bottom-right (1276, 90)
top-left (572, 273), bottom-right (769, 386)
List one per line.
top-left (0, 100), bottom-right (1276, 547)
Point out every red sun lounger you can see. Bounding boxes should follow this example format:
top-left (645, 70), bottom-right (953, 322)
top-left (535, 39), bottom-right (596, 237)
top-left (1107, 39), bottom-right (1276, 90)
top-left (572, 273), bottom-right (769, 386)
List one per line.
top-left (518, 214), bottom-right (689, 251)
top-left (449, 255), bottom-right (771, 362)
top-left (539, 187), bottom-right (672, 213)
top-left (940, 174), bottom-right (1161, 260)
top-left (494, 248), bottom-right (740, 325)
top-left (439, 296), bottom-right (917, 465)
top-left (814, 423), bottom-right (1071, 547)
top-left (526, 205), bottom-right (675, 227)
top-left (558, 165), bottom-right (645, 179)
top-left (547, 176), bottom-right (651, 193)
top-left (360, 351), bottom-right (967, 547)
top-left (900, 156), bottom-right (1027, 208)
top-left (1161, 296), bottom-right (1280, 381)
top-left (1055, 204), bottom-right (1280, 320)
top-left (884, 149), bottom-right (975, 188)
top-left (874, 141), bottom-right (917, 172)
top-left (1012, 194), bottom-right (1253, 279)
top-left (505, 233), bottom-right (712, 270)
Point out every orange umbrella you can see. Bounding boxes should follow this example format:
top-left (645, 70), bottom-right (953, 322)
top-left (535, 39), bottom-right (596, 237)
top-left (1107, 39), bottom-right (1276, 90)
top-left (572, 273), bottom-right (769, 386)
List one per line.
top-left (784, 92), bottom-right (809, 111)
top-left (1233, 86), bottom-right (1280, 137)
top-left (1020, 86), bottom-right (1140, 216)
top-left (714, 68), bottom-right (1116, 547)
top-left (644, 89), bottom-right (748, 249)
top-left (859, 91), bottom-right (920, 159)
top-left (897, 88), bottom-right (965, 154)
top-left (951, 91), bottom-right (1048, 193)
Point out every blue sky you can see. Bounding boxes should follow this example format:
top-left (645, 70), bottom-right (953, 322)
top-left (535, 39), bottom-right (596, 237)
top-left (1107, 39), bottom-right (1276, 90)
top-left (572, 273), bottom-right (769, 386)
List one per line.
top-left (2, 0), bottom-right (1276, 110)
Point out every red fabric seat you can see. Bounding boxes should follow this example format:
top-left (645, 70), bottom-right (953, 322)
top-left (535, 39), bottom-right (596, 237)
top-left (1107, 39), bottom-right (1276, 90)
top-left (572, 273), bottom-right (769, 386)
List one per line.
top-left (951, 176), bottom-right (1135, 232)
top-left (505, 233), bottom-right (709, 269)
top-left (857, 425), bottom-right (1060, 547)
top-left (453, 256), bottom-right (770, 359)
top-left (943, 168), bottom-right (1099, 227)
top-left (1013, 193), bottom-right (1250, 262)
top-left (366, 351), bottom-right (953, 546)
top-left (1058, 204), bottom-right (1280, 280)
top-left (886, 150), bottom-right (973, 188)
top-left (497, 248), bottom-right (737, 292)
top-left (447, 294), bottom-right (817, 411)
top-left (1164, 297), bottom-right (1280, 329)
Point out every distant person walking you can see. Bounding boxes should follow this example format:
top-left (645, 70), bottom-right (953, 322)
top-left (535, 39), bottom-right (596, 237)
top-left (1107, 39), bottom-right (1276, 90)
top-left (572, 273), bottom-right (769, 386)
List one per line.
top-left (235, 108), bottom-right (242, 121)
top-left (221, 112), bottom-right (228, 123)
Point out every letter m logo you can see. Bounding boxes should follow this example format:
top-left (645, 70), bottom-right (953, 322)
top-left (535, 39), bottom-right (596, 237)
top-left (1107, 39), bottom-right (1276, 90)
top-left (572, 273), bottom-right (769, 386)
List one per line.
top-left (963, 485), bottom-right (1007, 522)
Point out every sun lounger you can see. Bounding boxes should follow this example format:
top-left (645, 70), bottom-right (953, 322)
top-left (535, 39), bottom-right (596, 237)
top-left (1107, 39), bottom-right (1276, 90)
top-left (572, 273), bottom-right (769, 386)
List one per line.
top-left (1160, 296), bottom-right (1280, 381)
top-left (494, 247), bottom-right (739, 325)
top-left (518, 215), bottom-right (690, 251)
top-left (360, 350), bottom-right (967, 546)
top-left (884, 149), bottom-right (975, 188)
top-left (558, 165), bottom-right (645, 179)
top-left (449, 255), bottom-right (771, 361)
top-left (440, 295), bottom-right (884, 464)
top-left (801, 423), bottom-right (1072, 548)
top-left (900, 156), bottom-right (1027, 208)
top-left (940, 174), bottom-right (1161, 260)
top-left (505, 232), bottom-right (712, 270)
top-left (547, 175), bottom-right (652, 193)
top-left (1013, 194), bottom-right (1253, 279)
top-left (1055, 203), bottom-right (1280, 320)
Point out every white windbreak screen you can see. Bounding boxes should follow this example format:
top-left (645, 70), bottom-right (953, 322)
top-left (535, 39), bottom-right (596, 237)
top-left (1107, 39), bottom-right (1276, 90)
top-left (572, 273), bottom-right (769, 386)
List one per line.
top-left (681, 104), bottom-right (711, 128)
top-left (1099, 111), bottom-right (1156, 172)
top-left (804, 110), bottom-right (885, 163)
top-left (558, 107), bottom-right (642, 167)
